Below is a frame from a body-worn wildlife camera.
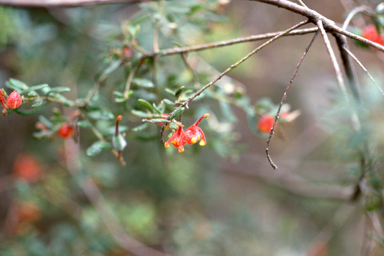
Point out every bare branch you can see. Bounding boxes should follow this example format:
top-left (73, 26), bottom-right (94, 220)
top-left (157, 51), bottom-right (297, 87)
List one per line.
top-left (252, 0), bottom-right (384, 52)
top-left (333, 33), bottom-right (360, 101)
top-left (318, 20), bottom-right (348, 97)
top-left (156, 27), bottom-right (318, 56)
top-left (266, 30), bottom-right (319, 169)
top-left (0, 0), bottom-right (149, 8)
top-left (343, 46), bottom-right (384, 97)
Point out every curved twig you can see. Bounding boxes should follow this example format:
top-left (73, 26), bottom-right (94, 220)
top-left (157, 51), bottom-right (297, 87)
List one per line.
top-left (266, 30), bottom-right (319, 169)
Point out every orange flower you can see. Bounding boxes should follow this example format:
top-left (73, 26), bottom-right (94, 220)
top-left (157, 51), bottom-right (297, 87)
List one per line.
top-left (0, 90), bottom-right (6, 108)
top-left (362, 25), bottom-right (384, 45)
top-left (58, 123), bottom-right (74, 139)
top-left (12, 153), bottom-right (44, 182)
top-left (164, 114), bottom-right (210, 152)
top-left (6, 91), bottom-right (22, 109)
top-left (257, 115), bottom-right (275, 133)
top-left (164, 122), bottom-right (186, 152)
top-left (184, 113), bottom-right (210, 146)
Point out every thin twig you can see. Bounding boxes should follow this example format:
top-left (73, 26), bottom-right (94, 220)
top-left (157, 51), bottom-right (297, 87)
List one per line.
top-left (318, 20), bottom-right (362, 132)
top-left (160, 19), bottom-right (310, 143)
top-left (266, 30), bottom-right (318, 169)
top-left (342, 5), bottom-right (373, 30)
top-left (333, 33), bottom-right (360, 101)
top-left (343, 46), bottom-right (384, 97)
top-left (318, 20), bottom-right (348, 97)
top-left (298, 0), bottom-right (308, 8)
top-left (155, 27), bottom-right (318, 57)
top-left (0, 0), bottom-right (153, 7)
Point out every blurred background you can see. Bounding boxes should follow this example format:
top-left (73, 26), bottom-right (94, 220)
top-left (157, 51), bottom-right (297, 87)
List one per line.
top-left (1, 0), bottom-right (384, 255)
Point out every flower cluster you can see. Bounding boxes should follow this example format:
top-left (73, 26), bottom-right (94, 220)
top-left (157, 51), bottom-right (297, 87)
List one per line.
top-left (164, 113), bottom-right (210, 152)
top-left (0, 90), bottom-right (22, 116)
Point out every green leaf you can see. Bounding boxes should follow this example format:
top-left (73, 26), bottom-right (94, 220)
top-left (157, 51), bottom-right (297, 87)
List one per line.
top-left (48, 87), bottom-right (71, 93)
top-left (132, 78), bottom-right (154, 88)
top-left (115, 97), bottom-right (127, 103)
top-left (87, 111), bottom-right (114, 120)
top-left (152, 103), bottom-right (162, 114)
top-left (38, 115), bottom-right (53, 128)
top-left (27, 91), bottom-right (38, 97)
top-left (15, 102), bottom-right (47, 116)
top-left (151, 118), bottom-right (170, 123)
top-left (99, 142), bottom-right (113, 150)
top-left (138, 99), bottom-right (153, 112)
top-left (6, 78), bottom-right (29, 92)
top-left (22, 84), bottom-right (49, 95)
top-left (77, 121), bottom-right (92, 128)
top-left (32, 100), bottom-right (44, 108)
top-left (131, 109), bottom-right (149, 118)
top-left (175, 86), bottom-right (185, 99)
top-left (162, 98), bottom-right (174, 105)
top-left (112, 134), bottom-right (127, 151)
top-left (86, 141), bottom-right (104, 157)
top-left (132, 123), bottom-right (150, 132)
top-left (113, 91), bottom-right (124, 97)
top-left (98, 59), bottom-right (123, 83)
top-left (169, 107), bottom-right (185, 119)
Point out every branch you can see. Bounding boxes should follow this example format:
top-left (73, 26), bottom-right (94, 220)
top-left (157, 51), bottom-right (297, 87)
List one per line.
top-left (160, 19), bottom-right (310, 143)
top-left (333, 33), bottom-right (360, 101)
top-left (342, 46), bottom-right (384, 97)
top-left (252, 0), bottom-right (384, 52)
top-left (266, 30), bottom-right (319, 169)
top-left (317, 20), bottom-right (348, 98)
top-left (0, 0), bottom-right (149, 7)
top-left (155, 27), bottom-right (318, 56)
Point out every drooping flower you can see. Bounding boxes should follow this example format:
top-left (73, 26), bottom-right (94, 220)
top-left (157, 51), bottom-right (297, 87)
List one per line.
top-left (257, 114), bottom-right (275, 134)
top-left (0, 90), bottom-right (6, 108)
top-left (184, 113), bottom-right (210, 146)
top-left (58, 123), bottom-right (74, 139)
top-left (6, 91), bottom-right (22, 109)
top-left (164, 122), bottom-right (187, 152)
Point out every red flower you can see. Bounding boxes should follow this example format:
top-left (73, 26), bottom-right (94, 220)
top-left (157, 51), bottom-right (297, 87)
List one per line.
top-left (164, 113), bottom-right (210, 152)
top-left (257, 115), bottom-right (275, 134)
top-left (362, 25), bottom-right (384, 45)
top-left (184, 113), bottom-right (210, 146)
top-left (58, 123), bottom-right (74, 139)
top-left (0, 90), bottom-right (6, 108)
top-left (12, 153), bottom-right (44, 182)
top-left (6, 91), bottom-right (22, 109)
top-left (164, 122), bottom-right (186, 152)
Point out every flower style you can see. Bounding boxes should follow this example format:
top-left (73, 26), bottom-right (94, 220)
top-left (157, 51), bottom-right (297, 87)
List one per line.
top-left (184, 113), bottom-right (210, 146)
top-left (6, 91), bottom-right (22, 109)
top-left (164, 122), bottom-right (186, 152)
